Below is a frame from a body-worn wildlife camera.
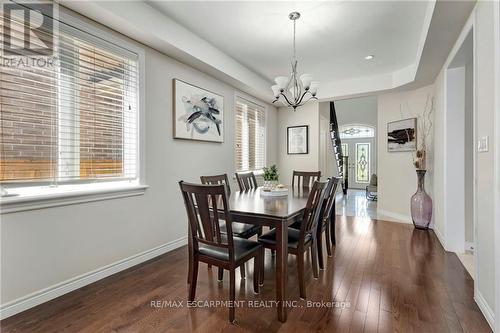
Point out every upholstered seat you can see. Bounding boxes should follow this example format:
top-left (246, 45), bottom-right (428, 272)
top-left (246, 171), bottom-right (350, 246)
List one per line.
top-left (199, 236), bottom-right (262, 261)
top-left (220, 222), bottom-right (261, 239)
top-left (180, 181), bottom-right (263, 323)
top-left (258, 228), bottom-right (311, 249)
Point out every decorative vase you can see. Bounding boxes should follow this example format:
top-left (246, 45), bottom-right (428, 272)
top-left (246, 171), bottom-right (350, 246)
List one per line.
top-left (411, 170), bottom-right (433, 229)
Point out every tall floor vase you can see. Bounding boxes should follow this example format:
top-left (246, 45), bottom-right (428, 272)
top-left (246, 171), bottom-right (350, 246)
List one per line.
top-left (411, 170), bottom-right (432, 230)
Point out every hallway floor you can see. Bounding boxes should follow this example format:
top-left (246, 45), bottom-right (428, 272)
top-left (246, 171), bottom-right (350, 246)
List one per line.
top-left (336, 189), bottom-right (378, 219)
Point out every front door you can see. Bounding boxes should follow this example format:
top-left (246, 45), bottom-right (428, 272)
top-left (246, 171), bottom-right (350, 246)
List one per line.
top-left (342, 139), bottom-right (374, 189)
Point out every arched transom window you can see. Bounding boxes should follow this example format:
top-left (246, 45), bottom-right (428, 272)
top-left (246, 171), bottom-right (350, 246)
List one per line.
top-left (339, 124), bottom-right (375, 139)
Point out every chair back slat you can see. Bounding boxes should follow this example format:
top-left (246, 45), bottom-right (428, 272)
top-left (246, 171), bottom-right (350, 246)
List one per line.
top-left (299, 180), bottom-right (328, 243)
top-left (321, 177), bottom-right (341, 227)
top-left (200, 174), bottom-right (231, 195)
top-left (292, 171), bottom-right (321, 190)
top-left (179, 181), bottom-right (234, 256)
top-left (235, 172), bottom-right (258, 191)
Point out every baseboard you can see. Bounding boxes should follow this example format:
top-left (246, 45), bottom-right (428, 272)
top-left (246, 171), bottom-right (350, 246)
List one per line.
top-left (376, 209), bottom-right (412, 224)
top-left (0, 236), bottom-right (187, 320)
top-left (433, 225), bottom-right (446, 250)
top-left (465, 241), bottom-right (475, 252)
top-left (474, 289), bottom-right (495, 331)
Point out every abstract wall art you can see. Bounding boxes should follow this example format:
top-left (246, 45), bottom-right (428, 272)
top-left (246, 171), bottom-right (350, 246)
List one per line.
top-left (173, 79), bottom-right (224, 142)
top-left (387, 118), bottom-right (417, 152)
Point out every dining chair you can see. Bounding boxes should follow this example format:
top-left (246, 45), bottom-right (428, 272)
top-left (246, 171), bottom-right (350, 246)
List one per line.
top-left (200, 174), bottom-right (231, 194)
top-left (200, 174), bottom-right (262, 279)
top-left (179, 181), bottom-right (264, 323)
top-left (315, 177), bottom-right (340, 270)
top-left (235, 171), bottom-right (258, 191)
top-left (292, 170), bottom-right (321, 190)
top-left (258, 180), bottom-right (328, 299)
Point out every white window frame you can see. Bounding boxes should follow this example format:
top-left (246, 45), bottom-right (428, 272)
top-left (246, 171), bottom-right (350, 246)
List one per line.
top-left (234, 94), bottom-right (267, 174)
top-left (0, 8), bottom-right (147, 214)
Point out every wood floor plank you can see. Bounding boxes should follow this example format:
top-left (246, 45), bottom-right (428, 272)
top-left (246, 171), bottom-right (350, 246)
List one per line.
top-left (0, 217), bottom-right (491, 333)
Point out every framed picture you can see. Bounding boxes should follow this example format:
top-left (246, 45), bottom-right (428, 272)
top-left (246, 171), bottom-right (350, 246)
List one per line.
top-left (287, 125), bottom-right (309, 154)
top-left (387, 118), bottom-right (417, 152)
top-left (173, 79), bottom-right (224, 143)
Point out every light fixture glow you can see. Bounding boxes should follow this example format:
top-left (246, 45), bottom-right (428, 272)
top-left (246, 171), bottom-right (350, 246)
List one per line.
top-left (364, 55), bottom-right (375, 60)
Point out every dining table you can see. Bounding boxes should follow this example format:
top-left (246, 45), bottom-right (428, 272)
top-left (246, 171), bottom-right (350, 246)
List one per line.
top-left (226, 186), bottom-right (310, 322)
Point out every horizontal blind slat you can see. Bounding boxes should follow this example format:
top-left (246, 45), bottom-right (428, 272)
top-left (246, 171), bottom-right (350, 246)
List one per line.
top-left (0, 9), bottom-right (139, 184)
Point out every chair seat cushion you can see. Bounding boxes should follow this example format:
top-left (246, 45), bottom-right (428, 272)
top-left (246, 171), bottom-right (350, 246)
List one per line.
top-left (220, 221), bottom-right (260, 239)
top-left (258, 228), bottom-right (311, 249)
top-left (199, 236), bottom-right (261, 262)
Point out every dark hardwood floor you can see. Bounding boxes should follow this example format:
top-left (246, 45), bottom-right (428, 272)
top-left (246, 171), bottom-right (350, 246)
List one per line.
top-left (1, 216), bottom-right (491, 332)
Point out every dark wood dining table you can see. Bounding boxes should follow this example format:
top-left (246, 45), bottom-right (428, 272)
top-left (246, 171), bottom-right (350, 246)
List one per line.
top-left (227, 187), bottom-right (309, 322)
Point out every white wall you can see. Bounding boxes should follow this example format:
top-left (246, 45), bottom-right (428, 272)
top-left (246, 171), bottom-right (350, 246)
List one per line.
top-left (445, 67), bottom-right (466, 252)
top-left (0, 12), bottom-right (279, 314)
top-left (433, 1), bottom-right (497, 326)
top-left (334, 96), bottom-right (378, 127)
top-left (376, 85), bottom-right (435, 223)
top-left (277, 102), bottom-right (320, 185)
top-left (464, 59), bottom-right (474, 245)
top-left (469, 1), bottom-right (496, 321)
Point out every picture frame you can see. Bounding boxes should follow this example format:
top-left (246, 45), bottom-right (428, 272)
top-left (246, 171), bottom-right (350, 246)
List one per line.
top-left (173, 78), bottom-right (224, 143)
top-left (287, 125), bottom-right (309, 154)
top-left (387, 117), bottom-right (417, 152)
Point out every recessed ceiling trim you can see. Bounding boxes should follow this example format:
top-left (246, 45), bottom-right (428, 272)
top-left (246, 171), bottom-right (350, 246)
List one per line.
top-left (60, 0), bottom-right (274, 102)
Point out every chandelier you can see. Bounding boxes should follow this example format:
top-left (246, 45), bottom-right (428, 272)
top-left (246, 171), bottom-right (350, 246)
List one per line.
top-left (271, 12), bottom-right (319, 110)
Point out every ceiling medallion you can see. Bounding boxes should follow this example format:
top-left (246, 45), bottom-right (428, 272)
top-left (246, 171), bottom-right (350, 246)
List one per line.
top-left (271, 12), bottom-right (319, 111)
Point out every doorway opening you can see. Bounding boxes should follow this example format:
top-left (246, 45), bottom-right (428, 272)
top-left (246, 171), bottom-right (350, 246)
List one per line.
top-left (445, 28), bottom-right (475, 278)
top-left (319, 96), bottom-right (379, 219)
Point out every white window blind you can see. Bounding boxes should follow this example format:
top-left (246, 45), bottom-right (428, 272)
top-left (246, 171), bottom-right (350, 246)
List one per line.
top-left (0, 8), bottom-right (139, 185)
top-left (234, 98), bottom-right (265, 172)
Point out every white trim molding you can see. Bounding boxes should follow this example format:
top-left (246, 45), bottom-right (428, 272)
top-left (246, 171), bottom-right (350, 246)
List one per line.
top-left (376, 209), bottom-right (412, 224)
top-left (465, 241), bottom-right (475, 252)
top-left (0, 185), bottom-right (149, 214)
top-left (0, 236), bottom-right (187, 320)
top-left (433, 226), bottom-right (446, 250)
top-left (475, 289), bottom-right (495, 331)
top-left (493, 0), bottom-right (500, 331)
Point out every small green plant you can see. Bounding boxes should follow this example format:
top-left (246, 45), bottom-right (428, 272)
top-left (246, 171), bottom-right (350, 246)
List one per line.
top-left (263, 165), bottom-right (279, 181)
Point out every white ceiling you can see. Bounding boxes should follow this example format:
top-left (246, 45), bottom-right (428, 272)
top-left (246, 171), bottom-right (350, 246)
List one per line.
top-left (147, 1), bottom-right (431, 87)
top-left (63, 1), bottom-right (475, 102)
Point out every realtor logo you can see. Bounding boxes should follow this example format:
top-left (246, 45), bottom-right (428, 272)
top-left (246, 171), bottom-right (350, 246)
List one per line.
top-left (2, 1), bottom-right (54, 56)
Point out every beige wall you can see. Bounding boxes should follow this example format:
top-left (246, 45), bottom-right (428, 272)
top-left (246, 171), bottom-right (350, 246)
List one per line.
top-left (376, 85), bottom-right (435, 223)
top-left (0, 14), bottom-right (279, 308)
top-left (277, 102), bottom-right (320, 185)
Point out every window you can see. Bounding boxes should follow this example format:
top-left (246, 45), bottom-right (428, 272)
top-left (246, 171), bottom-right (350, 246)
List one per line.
top-left (234, 98), bottom-right (266, 172)
top-left (339, 124), bottom-right (375, 139)
top-left (0, 9), bottom-right (139, 188)
top-left (355, 143), bottom-right (370, 183)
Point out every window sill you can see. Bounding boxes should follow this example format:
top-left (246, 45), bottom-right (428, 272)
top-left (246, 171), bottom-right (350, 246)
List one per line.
top-left (0, 183), bottom-right (149, 214)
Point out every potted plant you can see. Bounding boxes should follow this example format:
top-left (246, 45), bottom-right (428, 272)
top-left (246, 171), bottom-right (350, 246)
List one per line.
top-left (262, 165), bottom-right (279, 189)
